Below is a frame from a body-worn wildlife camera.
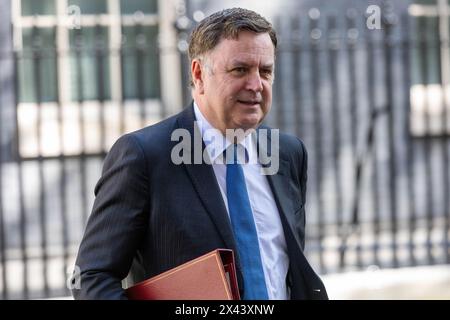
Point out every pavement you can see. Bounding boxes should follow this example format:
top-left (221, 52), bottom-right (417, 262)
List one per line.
top-left (321, 264), bottom-right (450, 299)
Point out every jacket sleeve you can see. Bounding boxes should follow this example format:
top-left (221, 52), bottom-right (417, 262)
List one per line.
top-left (71, 133), bottom-right (150, 300)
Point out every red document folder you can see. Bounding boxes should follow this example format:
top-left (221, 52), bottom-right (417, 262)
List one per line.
top-left (125, 249), bottom-right (240, 300)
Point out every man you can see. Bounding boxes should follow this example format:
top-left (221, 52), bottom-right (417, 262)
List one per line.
top-left (72, 7), bottom-right (328, 300)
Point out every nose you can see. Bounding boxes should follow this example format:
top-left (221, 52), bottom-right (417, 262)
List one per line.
top-left (246, 71), bottom-right (263, 93)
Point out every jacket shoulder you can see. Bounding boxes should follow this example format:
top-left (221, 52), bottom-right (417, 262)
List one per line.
top-left (259, 124), bottom-right (306, 159)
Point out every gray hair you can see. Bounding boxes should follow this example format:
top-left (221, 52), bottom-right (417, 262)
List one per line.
top-left (188, 8), bottom-right (277, 86)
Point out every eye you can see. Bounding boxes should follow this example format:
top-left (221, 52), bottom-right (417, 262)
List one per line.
top-left (260, 69), bottom-right (273, 79)
top-left (231, 67), bottom-right (247, 75)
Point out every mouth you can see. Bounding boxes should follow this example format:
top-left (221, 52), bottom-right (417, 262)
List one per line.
top-left (237, 100), bottom-right (261, 106)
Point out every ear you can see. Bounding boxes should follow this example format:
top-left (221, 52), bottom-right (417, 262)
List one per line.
top-left (191, 59), bottom-right (205, 94)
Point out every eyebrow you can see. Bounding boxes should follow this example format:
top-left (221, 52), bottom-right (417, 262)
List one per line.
top-left (229, 60), bottom-right (274, 70)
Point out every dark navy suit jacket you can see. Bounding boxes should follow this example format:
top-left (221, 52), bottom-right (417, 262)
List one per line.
top-left (72, 104), bottom-right (328, 300)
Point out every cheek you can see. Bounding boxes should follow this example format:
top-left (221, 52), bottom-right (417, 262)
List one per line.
top-left (225, 81), bottom-right (243, 96)
top-left (263, 81), bottom-right (272, 95)
top-left (263, 85), bottom-right (272, 103)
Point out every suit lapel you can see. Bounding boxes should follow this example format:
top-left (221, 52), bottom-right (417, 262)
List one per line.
top-left (258, 129), bottom-right (328, 299)
top-left (256, 128), bottom-right (304, 250)
top-left (176, 105), bottom-right (238, 252)
top-left (265, 167), bottom-right (304, 250)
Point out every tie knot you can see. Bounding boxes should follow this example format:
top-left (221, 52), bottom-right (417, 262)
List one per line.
top-left (224, 144), bottom-right (249, 165)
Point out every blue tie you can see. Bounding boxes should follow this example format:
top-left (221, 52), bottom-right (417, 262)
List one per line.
top-left (226, 144), bottom-right (269, 300)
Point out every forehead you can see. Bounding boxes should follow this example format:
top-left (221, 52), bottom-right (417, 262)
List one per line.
top-left (210, 31), bottom-right (275, 64)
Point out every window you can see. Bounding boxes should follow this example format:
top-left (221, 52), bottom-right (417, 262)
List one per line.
top-left (21, 0), bottom-right (55, 16)
top-left (121, 25), bottom-right (160, 100)
top-left (69, 0), bottom-right (108, 14)
top-left (69, 26), bottom-right (111, 101)
top-left (409, 0), bottom-right (450, 136)
top-left (13, 0), bottom-right (167, 157)
top-left (18, 27), bottom-right (58, 103)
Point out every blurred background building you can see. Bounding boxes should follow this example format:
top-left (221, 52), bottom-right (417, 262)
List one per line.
top-left (0, 0), bottom-right (449, 299)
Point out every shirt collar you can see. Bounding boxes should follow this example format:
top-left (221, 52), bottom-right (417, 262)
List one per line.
top-left (193, 101), bottom-right (257, 164)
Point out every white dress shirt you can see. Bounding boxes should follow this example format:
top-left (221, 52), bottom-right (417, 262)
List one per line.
top-left (193, 102), bottom-right (290, 300)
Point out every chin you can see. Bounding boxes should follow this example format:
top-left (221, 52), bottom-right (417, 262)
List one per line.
top-left (237, 118), bottom-right (261, 130)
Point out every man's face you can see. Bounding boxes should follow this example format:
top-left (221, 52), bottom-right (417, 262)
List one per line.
top-left (193, 31), bottom-right (275, 133)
